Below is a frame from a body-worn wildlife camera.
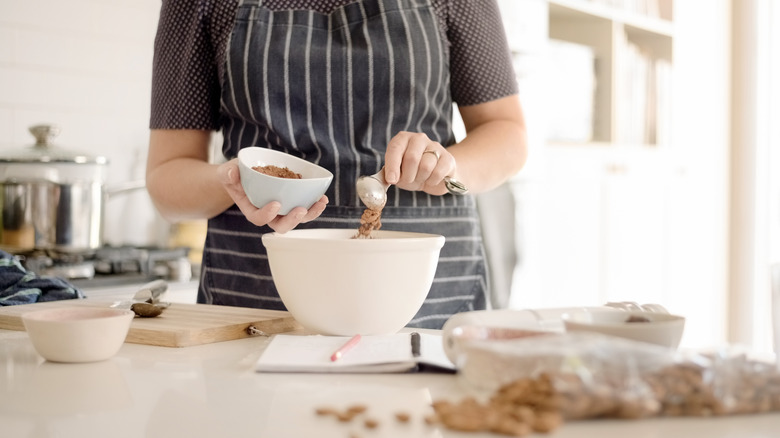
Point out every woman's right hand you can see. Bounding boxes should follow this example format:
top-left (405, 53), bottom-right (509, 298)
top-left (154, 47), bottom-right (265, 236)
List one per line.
top-left (217, 159), bottom-right (328, 233)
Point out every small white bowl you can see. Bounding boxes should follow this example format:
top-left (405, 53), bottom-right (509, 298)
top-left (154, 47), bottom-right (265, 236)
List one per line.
top-left (22, 307), bottom-right (135, 363)
top-left (442, 324), bottom-right (554, 365)
top-left (238, 147), bottom-right (333, 215)
top-left (562, 309), bottom-right (685, 349)
top-left (440, 309), bottom-right (560, 364)
top-left (262, 228), bottom-right (445, 335)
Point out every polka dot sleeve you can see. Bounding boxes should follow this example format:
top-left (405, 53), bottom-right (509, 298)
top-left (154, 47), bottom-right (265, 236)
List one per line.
top-left (446, 0), bottom-right (518, 106)
top-left (150, 0), bottom-right (232, 130)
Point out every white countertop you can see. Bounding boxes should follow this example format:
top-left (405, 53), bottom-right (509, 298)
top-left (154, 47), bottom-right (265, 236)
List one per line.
top-left (2, 320), bottom-right (780, 438)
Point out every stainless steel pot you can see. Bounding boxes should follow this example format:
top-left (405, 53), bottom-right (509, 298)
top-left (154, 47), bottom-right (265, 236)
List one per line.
top-left (0, 124), bottom-right (109, 253)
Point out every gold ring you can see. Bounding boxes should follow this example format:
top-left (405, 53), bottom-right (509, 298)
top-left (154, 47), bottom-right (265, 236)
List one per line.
top-left (423, 150), bottom-right (440, 160)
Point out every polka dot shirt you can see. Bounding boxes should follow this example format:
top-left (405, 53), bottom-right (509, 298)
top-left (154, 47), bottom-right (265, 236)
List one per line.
top-left (150, 0), bottom-right (519, 130)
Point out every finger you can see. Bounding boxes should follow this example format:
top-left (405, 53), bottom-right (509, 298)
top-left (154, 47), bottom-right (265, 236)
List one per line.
top-left (218, 160), bottom-right (241, 190)
top-left (384, 131), bottom-right (416, 184)
top-left (398, 134), bottom-right (432, 185)
top-left (427, 148), bottom-right (454, 181)
top-left (268, 207), bottom-right (307, 234)
top-left (423, 150), bottom-right (457, 194)
top-left (269, 194), bottom-right (328, 232)
top-left (220, 160), bottom-right (255, 206)
top-left (243, 202), bottom-right (282, 226)
top-left (415, 148), bottom-right (441, 184)
top-left (219, 160), bottom-right (283, 226)
top-left (300, 195), bottom-right (329, 223)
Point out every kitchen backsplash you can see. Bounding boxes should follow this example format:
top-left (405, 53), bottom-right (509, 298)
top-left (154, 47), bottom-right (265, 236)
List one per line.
top-left (0, 0), bottom-right (168, 247)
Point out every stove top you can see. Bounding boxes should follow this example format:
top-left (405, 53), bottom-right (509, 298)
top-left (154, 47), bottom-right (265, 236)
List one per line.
top-left (17, 245), bottom-right (193, 287)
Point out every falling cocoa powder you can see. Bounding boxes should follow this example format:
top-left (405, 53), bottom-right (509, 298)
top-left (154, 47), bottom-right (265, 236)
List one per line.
top-left (354, 207), bottom-right (382, 238)
top-left (252, 165), bottom-right (302, 179)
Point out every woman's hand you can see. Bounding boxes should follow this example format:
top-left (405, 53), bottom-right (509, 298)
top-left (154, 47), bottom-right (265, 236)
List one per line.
top-left (217, 159), bottom-right (329, 233)
top-left (383, 131), bottom-right (456, 196)
top-left (381, 95), bottom-right (528, 197)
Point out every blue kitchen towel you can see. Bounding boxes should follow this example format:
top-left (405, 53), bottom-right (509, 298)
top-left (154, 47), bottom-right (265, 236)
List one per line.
top-left (0, 250), bottom-right (85, 306)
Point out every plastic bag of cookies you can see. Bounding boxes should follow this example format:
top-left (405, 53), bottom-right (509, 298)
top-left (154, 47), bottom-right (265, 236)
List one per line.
top-left (450, 330), bottom-right (780, 420)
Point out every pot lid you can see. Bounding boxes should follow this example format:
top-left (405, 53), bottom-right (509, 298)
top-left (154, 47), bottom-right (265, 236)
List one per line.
top-left (0, 124), bottom-right (108, 164)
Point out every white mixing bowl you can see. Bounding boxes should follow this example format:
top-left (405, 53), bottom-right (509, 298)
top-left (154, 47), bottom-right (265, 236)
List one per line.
top-left (262, 228), bottom-right (445, 335)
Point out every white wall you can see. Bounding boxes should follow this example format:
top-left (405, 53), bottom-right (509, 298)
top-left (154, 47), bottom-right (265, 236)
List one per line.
top-left (0, 0), bottom-right (166, 247)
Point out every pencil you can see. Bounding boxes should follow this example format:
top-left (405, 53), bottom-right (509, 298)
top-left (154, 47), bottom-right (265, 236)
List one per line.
top-left (330, 334), bottom-right (362, 362)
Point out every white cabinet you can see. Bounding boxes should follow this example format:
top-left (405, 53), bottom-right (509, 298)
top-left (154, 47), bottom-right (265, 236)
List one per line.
top-left (498, 0), bottom-right (678, 310)
top-left (600, 153), bottom-right (670, 304)
top-left (497, 0), bottom-right (731, 346)
top-left (509, 169), bottom-right (604, 307)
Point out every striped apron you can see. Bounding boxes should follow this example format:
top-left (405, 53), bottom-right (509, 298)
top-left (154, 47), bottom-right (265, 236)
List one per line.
top-left (200, 0), bottom-right (488, 329)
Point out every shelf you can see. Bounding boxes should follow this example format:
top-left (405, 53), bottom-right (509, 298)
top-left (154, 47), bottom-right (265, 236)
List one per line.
top-left (498, 0), bottom-right (675, 147)
top-left (622, 15), bottom-right (674, 39)
top-left (548, 0), bottom-right (615, 25)
top-left (549, 0), bottom-right (674, 37)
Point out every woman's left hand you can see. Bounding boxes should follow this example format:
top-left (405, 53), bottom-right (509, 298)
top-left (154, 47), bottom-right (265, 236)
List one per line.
top-left (218, 159), bottom-right (328, 233)
top-left (382, 131), bottom-right (456, 196)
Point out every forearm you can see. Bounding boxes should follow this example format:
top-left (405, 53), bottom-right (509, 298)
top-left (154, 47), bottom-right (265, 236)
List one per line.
top-left (146, 130), bottom-right (234, 222)
top-left (448, 95), bottom-right (528, 194)
top-left (147, 159), bottom-right (234, 222)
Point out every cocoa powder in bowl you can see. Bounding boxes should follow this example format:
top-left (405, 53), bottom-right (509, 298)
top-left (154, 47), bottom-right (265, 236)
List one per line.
top-left (252, 165), bottom-right (302, 179)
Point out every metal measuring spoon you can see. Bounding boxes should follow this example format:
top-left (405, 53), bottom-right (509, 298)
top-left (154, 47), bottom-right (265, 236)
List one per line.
top-left (356, 169), bottom-right (469, 210)
top-left (111, 279), bottom-right (171, 317)
top-left (356, 171), bottom-right (390, 210)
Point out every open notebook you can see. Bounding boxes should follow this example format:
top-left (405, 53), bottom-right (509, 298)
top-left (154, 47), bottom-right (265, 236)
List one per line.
top-left (254, 332), bottom-right (455, 373)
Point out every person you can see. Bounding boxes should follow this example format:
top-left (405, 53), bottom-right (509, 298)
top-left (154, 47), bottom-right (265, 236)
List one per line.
top-left (146, 0), bottom-right (528, 329)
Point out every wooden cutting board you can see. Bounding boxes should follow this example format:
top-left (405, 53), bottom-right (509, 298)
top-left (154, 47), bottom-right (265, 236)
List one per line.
top-left (0, 300), bottom-right (301, 348)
